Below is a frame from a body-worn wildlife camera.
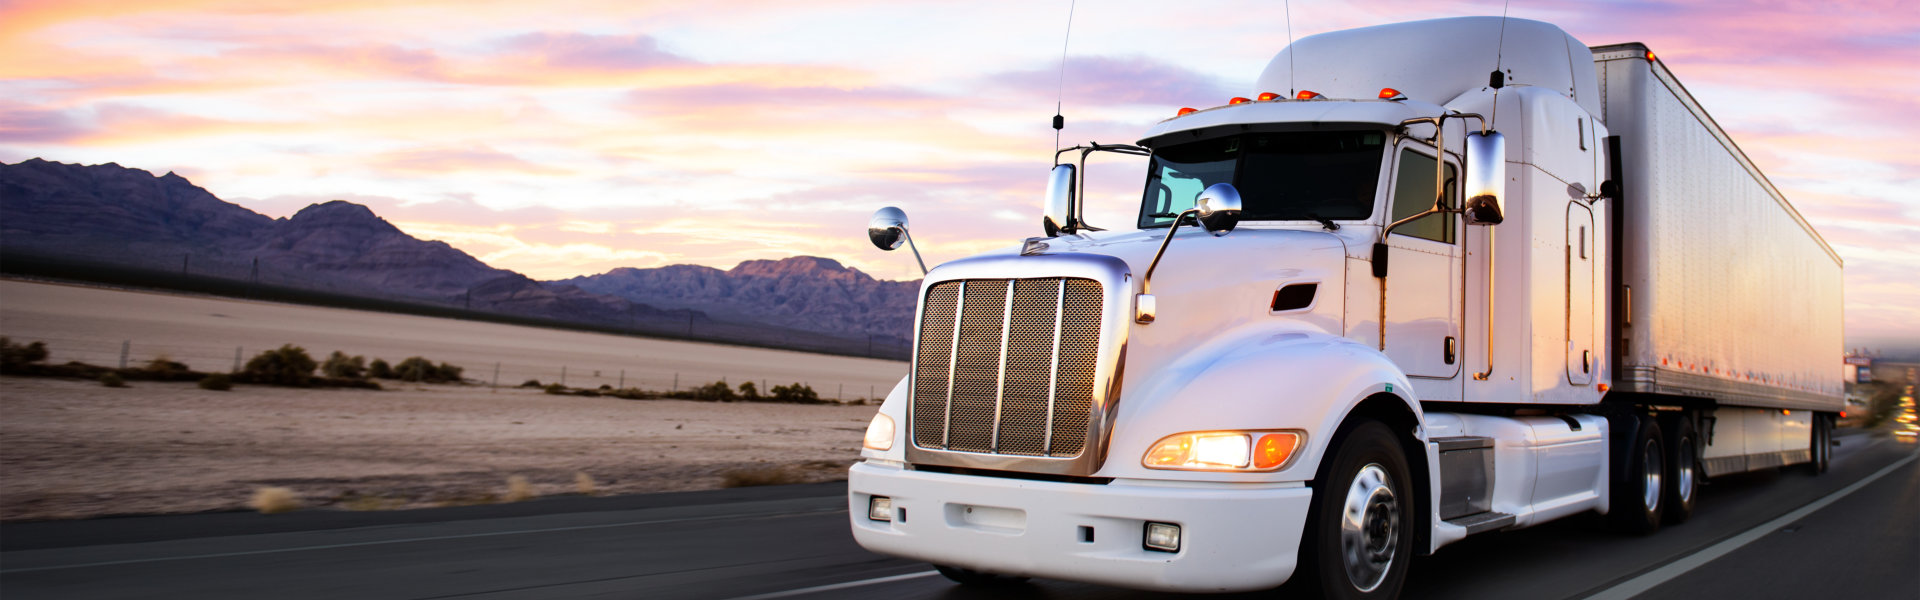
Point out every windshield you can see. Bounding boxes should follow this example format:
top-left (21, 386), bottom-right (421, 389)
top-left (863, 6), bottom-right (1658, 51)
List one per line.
top-left (1138, 130), bottom-right (1387, 228)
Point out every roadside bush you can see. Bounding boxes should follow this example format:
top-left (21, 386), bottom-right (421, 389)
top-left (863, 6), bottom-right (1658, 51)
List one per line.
top-left (769, 383), bottom-right (821, 404)
top-left (322, 351), bottom-right (367, 380)
top-left (199, 373), bottom-right (233, 391)
top-left (143, 355), bottom-right (191, 376)
top-left (520, 379), bottom-right (543, 388)
top-left (692, 380), bottom-right (736, 402)
top-left (368, 358), bottom-right (394, 379)
top-left (0, 337), bottom-right (49, 370)
top-left (392, 357), bottom-right (462, 383)
top-left (737, 381), bottom-right (760, 400)
top-left (544, 383), bottom-right (568, 395)
top-left (99, 372), bottom-right (126, 387)
top-left (241, 344), bottom-right (317, 387)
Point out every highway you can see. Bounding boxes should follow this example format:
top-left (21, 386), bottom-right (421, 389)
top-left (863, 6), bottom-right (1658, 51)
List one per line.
top-left (3, 429), bottom-right (1913, 600)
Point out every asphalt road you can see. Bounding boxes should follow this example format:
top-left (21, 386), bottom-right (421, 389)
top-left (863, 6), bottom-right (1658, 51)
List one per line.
top-left (3, 430), bottom-right (1914, 600)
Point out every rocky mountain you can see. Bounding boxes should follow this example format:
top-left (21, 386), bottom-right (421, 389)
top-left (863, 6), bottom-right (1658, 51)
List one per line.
top-left (553, 256), bottom-right (919, 342)
top-left (0, 159), bottom-right (913, 355)
top-left (0, 158), bottom-right (690, 328)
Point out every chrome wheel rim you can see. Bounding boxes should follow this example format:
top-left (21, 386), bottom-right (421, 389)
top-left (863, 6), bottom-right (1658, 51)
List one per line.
top-left (1642, 438), bottom-right (1663, 512)
top-left (1675, 435), bottom-right (1695, 503)
top-left (1339, 463), bottom-right (1399, 592)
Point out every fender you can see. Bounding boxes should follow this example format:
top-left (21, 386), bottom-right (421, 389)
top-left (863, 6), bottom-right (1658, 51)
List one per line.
top-left (1098, 326), bottom-right (1422, 483)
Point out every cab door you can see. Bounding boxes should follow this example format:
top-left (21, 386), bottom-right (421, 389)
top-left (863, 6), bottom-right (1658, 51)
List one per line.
top-left (1381, 146), bottom-right (1463, 380)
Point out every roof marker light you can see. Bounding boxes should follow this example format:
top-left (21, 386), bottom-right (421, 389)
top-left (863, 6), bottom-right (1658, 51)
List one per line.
top-left (1295, 90), bottom-right (1322, 100)
top-left (1257, 92), bottom-right (1281, 101)
top-left (1645, 50), bottom-right (1657, 62)
top-left (1378, 87), bottom-right (1406, 101)
top-left (1228, 96), bottom-right (1252, 105)
top-left (1176, 107), bottom-right (1198, 116)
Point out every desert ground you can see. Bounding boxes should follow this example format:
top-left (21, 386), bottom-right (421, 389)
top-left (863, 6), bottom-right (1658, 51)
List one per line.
top-left (0, 376), bottom-right (878, 521)
top-left (0, 279), bottom-right (908, 399)
top-left (0, 279), bottom-right (904, 520)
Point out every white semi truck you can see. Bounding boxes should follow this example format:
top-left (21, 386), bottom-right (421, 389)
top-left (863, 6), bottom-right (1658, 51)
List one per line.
top-left (848, 17), bottom-right (1843, 598)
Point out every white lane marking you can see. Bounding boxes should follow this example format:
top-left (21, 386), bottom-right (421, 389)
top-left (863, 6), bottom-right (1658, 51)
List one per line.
top-left (0, 508), bottom-right (844, 574)
top-left (1583, 449), bottom-right (1919, 600)
top-left (726, 571), bottom-right (941, 600)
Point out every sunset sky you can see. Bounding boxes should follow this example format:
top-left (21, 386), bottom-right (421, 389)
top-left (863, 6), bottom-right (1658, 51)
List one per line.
top-left (2, 0), bottom-right (1915, 350)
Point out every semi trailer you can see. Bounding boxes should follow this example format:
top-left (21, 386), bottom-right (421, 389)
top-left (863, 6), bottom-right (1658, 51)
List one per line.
top-left (848, 17), bottom-right (1843, 598)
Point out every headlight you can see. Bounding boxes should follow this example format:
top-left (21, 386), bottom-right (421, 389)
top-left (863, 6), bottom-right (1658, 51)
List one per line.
top-left (1143, 430), bottom-right (1304, 472)
top-left (863, 413), bottom-right (895, 451)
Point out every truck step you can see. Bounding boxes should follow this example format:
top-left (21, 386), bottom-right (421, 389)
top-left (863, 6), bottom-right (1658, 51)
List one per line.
top-left (1444, 511), bottom-right (1515, 535)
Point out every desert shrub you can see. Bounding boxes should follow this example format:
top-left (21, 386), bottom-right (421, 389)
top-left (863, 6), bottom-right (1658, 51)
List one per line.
top-left (769, 383), bottom-right (821, 404)
top-left (520, 379), bottom-right (543, 388)
top-left (250, 487), bottom-right (300, 514)
top-left (368, 358), bottom-right (394, 379)
top-left (143, 355), bottom-right (191, 375)
top-left (737, 381), bottom-right (759, 400)
top-left (0, 337), bottom-right (49, 370)
top-left (598, 384), bottom-right (613, 391)
top-left (322, 351), bottom-right (367, 380)
top-left (574, 472), bottom-right (597, 495)
top-left (199, 373), bottom-right (233, 391)
top-left (504, 475), bottom-right (534, 502)
top-left (721, 466), bottom-right (809, 488)
top-left (692, 380), bottom-right (736, 402)
top-left (391, 357), bottom-right (463, 383)
top-left (99, 372), bottom-right (126, 387)
top-left (544, 383), bottom-right (568, 395)
top-left (242, 344), bottom-right (317, 386)
top-left (437, 362), bottom-right (464, 382)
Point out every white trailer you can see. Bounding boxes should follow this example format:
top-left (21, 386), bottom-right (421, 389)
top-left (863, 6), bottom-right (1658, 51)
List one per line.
top-left (849, 17), bottom-right (1842, 598)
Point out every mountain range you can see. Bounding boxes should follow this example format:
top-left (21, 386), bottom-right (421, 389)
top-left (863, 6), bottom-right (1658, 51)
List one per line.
top-left (0, 159), bottom-right (917, 354)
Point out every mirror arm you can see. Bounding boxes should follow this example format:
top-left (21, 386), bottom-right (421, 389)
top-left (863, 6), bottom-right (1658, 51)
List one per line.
top-left (902, 229), bottom-right (928, 276)
top-left (1141, 208), bottom-right (1200, 296)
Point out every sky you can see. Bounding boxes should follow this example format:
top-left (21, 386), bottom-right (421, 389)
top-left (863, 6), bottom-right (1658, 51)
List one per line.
top-left (2, 0), bottom-right (1916, 351)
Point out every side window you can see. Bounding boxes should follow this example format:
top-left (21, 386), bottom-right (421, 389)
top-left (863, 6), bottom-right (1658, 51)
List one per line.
top-left (1389, 148), bottom-right (1457, 244)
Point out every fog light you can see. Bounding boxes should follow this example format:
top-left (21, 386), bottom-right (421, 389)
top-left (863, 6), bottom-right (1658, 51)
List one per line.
top-left (1144, 521), bottom-right (1181, 552)
top-left (868, 496), bottom-right (893, 521)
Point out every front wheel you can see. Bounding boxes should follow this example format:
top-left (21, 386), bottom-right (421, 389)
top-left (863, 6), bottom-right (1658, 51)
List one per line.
top-left (1297, 420), bottom-right (1414, 599)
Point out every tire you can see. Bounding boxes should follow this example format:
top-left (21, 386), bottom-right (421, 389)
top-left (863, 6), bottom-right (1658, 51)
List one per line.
top-left (1609, 416), bottom-right (1664, 535)
top-left (933, 565), bottom-right (1028, 587)
top-left (1296, 420), bottom-right (1414, 600)
top-left (1806, 413), bottom-right (1831, 475)
top-left (1659, 415), bottom-right (1697, 525)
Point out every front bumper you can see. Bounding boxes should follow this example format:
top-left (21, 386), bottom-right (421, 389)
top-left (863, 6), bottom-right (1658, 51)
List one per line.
top-left (847, 461), bottom-right (1315, 593)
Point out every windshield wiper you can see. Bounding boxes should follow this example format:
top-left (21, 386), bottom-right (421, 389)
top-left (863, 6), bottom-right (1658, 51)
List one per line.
top-left (1306, 213), bottom-right (1341, 231)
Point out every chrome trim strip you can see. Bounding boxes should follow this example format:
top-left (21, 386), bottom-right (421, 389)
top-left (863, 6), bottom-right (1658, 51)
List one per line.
top-left (1045, 279), bottom-right (1064, 457)
top-left (991, 281), bottom-right (1013, 452)
top-left (944, 281), bottom-right (966, 450)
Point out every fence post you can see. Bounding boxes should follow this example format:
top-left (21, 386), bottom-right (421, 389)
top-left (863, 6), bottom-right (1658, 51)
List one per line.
top-left (119, 340), bottom-right (130, 369)
top-left (838, 383), bottom-right (843, 402)
top-left (561, 365), bottom-right (567, 386)
top-left (233, 347), bottom-right (242, 372)
top-left (673, 372), bottom-right (678, 392)
top-left (493, 362), bottom-right (501, 391)
top-left (619, 369), bottom-right (625, 389)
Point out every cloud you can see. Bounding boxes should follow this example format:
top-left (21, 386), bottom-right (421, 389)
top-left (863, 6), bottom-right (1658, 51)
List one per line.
top-left (989, 55), bottom-right (1239, 107)
top-left (373, 144), bottom-right (571, 176)
top-left (495, 32), bottom-right (688, 71)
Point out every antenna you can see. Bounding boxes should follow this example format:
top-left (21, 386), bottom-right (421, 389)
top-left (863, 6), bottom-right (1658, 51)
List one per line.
top-left (1053, 0), bottom-right (1077, 153)
top-left (1489, 0), bottom-right (1512, 127)
top-left (1285, 0), bottom-right (1295, 96)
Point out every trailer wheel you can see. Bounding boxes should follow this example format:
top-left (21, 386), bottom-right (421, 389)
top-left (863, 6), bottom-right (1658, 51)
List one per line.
top-left (1609, 417), bottom-right (1664, 535)
top-left (1660, 415), bottom-right (1697, 525)
top-left (1297, 420), bottom-right (1413, 600)
top-left (1806, 414), bottom-right (1831, 475)
top-left (933, 565), bottom-right (1028, 587)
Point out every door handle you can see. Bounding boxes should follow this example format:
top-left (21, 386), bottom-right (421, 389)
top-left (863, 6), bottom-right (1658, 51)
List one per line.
top-left (1444, 336), bottom-right (1456, 365)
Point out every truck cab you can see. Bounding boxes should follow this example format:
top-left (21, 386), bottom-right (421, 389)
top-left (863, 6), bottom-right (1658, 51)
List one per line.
top-left (848, 16), bottom-right (1840, 599)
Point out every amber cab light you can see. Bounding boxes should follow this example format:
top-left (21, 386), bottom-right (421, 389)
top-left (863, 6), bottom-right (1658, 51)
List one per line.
top-left (1144, 430), bottom-right (1305, 472)
top-left (1296, 90), bottom-right (1322, 100)
top-left (1257, 92), bottom-right (1281, 101)
top-left (1228, 96), bottom-right (1252, 105)
top-left (1176, 107), bottom-right (1198, 116)
top-left (1253, 432), bottom-right (1303, 469)
top-left (1378, 87), bottom-right (1406, 100)
top-left (1645, 50), bottom-right (1657, 62)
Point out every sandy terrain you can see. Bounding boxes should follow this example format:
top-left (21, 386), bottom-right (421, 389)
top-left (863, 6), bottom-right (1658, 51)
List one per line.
top-left (0, 279), bottom-right (909, 400)
top-left (0, 376), bottom-right (878, 520)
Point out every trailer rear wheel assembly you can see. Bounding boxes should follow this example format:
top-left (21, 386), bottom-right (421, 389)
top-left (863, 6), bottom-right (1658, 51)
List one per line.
top-left (1660, 415), bottom-right (1697, 525)
top-left (1298, 420), bottom-right (1413, 600)
top-left (1806, 414), bottom-right (1832, 475)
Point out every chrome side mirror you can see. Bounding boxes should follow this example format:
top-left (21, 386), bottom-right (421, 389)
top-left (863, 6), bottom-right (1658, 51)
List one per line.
top-left (1195, 182), bottom-right (1244, 236)
top-left (1043, 164), bottom-right (1076, 236)
top-left (867, 207), bottom-right (927, 275)
top-left (1463, 130), bottom-right (1506, 226)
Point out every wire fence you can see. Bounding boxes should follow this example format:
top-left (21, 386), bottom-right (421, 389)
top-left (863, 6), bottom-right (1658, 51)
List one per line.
top-left (13, 334), bottom-right (900, 404)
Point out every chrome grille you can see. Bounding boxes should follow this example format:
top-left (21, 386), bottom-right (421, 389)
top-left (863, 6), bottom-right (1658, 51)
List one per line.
top-left (912, 277), bottom-right (1103, 457)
